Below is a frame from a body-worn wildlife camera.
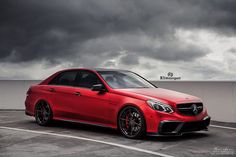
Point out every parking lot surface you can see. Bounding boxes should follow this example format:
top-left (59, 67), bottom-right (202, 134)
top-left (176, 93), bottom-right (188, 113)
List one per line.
top-left (0, 111), bottom-right (235, 157)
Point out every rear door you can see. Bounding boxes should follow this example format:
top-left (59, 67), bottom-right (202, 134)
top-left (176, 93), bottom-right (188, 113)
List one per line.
top-left (46, 70), bottom-right (82, 120)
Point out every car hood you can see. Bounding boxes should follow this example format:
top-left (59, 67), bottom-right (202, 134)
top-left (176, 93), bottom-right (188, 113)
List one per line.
top-left (114, 88), bottom-right (201, 104)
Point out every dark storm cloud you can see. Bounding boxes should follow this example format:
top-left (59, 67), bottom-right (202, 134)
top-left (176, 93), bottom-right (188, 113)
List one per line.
top-left (229, 48), bottom-right (236, 54)
top-left (121, 39), bottom-right (208, 62)
top-left (151, 42), bottom-right (208, 61)
top-left (120, 53), bottom-right (140, 65)
top-left (169, 0), bottom-right (236, 30)
top-left (0, 0), bottom-right (235, 66)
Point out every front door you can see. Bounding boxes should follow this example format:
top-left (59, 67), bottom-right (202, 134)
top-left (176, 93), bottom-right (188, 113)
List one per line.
top-left (74, 70), bottom-right (112, 125)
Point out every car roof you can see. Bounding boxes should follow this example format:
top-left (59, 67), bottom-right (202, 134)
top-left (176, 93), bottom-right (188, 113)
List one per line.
top-left (93, 68), bottom-right (130, 72)
top-left (60, 68), bottom-right (130, 72)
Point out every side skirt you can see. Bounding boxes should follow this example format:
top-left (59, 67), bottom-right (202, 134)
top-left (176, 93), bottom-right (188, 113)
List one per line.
top-left (53, 117), bottom-right (117, 130)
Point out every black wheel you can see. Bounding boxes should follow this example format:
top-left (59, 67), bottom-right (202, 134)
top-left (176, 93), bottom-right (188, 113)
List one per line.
top-left (118, 106), bottom-right (146, 139)
top-left (35, 101), bottom-right (52, 126)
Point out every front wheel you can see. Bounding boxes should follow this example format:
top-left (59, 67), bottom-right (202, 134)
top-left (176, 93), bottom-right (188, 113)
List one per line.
top-left (118, 106), bottom-right (146, 139)
top-left (35, 101), bottom-right (53, 126)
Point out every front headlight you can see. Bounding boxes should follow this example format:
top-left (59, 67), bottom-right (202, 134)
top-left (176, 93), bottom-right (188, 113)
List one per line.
top-left (147, 99), bottom-right (174, 113)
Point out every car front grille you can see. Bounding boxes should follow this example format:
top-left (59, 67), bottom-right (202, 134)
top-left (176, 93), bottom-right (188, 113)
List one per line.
top-left (177, 102), bottom-right (203, 116)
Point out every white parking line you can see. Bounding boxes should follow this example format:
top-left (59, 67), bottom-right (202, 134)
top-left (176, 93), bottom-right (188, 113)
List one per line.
top-left (0, 126), bottom-right (174, 157)
top-left (210, 125), bottom-right (236, 130)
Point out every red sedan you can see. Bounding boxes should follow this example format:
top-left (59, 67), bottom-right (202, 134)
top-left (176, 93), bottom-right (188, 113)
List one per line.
top-left (25, 68), bottom-right (210, 138)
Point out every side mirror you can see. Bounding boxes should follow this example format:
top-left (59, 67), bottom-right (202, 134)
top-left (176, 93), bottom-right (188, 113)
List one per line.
top-left (91, 84), bottom-right (106, 92)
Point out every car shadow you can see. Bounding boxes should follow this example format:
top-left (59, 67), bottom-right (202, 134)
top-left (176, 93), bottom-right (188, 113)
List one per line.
top-left (144, 132), bottom-right (211, 142)
top-left (27, 119), bottom-right (120, 136)
top-left (26, 119), bottom-right (211, 142)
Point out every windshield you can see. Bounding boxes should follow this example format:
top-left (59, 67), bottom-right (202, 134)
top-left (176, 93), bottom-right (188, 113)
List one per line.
top-left (98, 71), bottom-right (156, 89)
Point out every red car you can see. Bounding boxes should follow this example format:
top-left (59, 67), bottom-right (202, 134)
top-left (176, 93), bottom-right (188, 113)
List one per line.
top-left (25, 68), bottom-right (210, 138)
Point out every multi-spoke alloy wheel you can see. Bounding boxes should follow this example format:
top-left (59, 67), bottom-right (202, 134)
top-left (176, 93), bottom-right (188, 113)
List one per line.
top-left (35, 101), bottom-right (52, 126)
top-left (118, 106), bottom-right (146, 138)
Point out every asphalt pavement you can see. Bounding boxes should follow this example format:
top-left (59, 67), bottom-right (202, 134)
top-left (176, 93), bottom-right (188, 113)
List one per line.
top-left (0, 111), bottom-right (235, 157)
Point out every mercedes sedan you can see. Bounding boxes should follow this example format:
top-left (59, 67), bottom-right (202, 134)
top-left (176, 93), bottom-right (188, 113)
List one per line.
top-left (25, 68), bottom-right (210, 138)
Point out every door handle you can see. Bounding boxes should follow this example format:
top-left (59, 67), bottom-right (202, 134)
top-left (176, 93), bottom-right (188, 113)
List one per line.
top-left (75, 92), bottom-right (81, 96)
top-left (48, 88), bottom-right (55, 92)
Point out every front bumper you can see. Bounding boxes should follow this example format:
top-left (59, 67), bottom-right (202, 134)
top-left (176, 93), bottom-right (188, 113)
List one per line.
top-left (156, 116), bottom-right (211, 135)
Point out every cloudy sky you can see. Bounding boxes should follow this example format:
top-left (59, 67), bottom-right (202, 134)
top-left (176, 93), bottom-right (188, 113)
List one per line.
top-left (1, 0), bottom-right (236, 80)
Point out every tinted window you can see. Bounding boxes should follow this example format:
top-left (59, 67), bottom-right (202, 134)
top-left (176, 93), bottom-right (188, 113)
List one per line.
top-left (98, 71), bottom-right (156, 89)
top-left (75, 71), bottom-right (102, 89)
top-left (49, 71), bottom-right (78, 86)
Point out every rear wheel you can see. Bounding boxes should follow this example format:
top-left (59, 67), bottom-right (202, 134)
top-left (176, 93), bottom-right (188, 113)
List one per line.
top-left (35, 101), bottom-right (52, 126)
top-left (118, 106), bottom-right (146, 139)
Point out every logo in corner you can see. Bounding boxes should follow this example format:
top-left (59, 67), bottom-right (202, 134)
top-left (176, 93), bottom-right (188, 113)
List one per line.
top-left (167, 72), bottom-right (173, 77)
top-left (160, 72), bottom-right (181, 80)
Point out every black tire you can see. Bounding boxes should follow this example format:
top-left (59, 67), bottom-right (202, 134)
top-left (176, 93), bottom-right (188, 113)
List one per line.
top-left (35, 101), bottom-right (53, 126)
top-left (118, 106), bottom-right (146, 139)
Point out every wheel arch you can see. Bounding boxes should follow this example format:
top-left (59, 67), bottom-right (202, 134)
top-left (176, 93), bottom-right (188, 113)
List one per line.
top-left (116, 103), bottom-right (147, 130)
top-left (34, 99), bottom-right (53, 117)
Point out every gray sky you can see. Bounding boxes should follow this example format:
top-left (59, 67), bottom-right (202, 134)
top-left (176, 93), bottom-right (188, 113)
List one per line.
top-left (0, 0), bottom-right (236, 80)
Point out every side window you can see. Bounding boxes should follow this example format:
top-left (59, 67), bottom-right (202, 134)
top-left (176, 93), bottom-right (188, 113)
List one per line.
top-left (76, 71), bottom-right (102, 89)
top-left (49, 71), bottom-right (78, 86)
